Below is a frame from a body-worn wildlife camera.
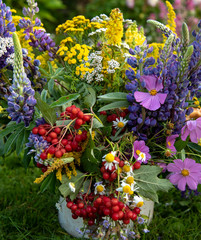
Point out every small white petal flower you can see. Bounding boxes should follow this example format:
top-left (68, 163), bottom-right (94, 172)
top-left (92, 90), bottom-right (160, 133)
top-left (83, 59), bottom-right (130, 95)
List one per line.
top-left (137, 152), bottom-right (146, 162)
top-left (94, 184), bottom-right (105, 195)
top-left (113, 117), bottom-right (128, 129)
top-left (69, 182), bottom-right (76, 192)
top-left (133, 195), bottom-right (144, 207)
top-left (102, 151), bottom-right (119, 170)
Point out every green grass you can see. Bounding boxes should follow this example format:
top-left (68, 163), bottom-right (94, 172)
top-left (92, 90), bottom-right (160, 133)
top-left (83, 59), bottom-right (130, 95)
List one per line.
top-left (1, 155), bottom-right (201, 240)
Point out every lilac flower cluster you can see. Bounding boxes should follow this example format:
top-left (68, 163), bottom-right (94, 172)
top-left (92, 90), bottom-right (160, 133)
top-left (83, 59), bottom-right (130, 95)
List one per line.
top-left (125, 22), bottom-right (201, 140)
top-left (18, 0), bottom-right (57, 60)
top-left (0, 0), bottom-right (15, 69)
top-left (26, 132), bottom-right (49, 163)
top-left (5, 33), bottom-right (36, 126)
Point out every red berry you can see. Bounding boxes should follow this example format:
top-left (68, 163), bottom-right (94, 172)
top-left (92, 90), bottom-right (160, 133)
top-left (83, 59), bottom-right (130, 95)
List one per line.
top-left (32, 127), bottom-right (38, 134)
top-left (75, 135), bottom-right (82, 142)
top-left (86, 206), bottom-right (92, 213)
top-left (110, 172), bottom-right (117, 180)
top-left (66, 134), bottom-right (73, 141)
top-left (75, 118), bottom-right (83, 126)
top-left (95, 198), bottom-right (102, 205)
top-left (71, 108), bottom-right (79, 115)
top-left (103, 208), bottom-right (110, 215)
top-left (66, 106), bottom-right (72, 112)
top-left (67, 202), bottom-right (73, 209)
top-left (38, 128), bottom-right (46, 136)
top-left (118, 201), bottom-right (125, 210)
top-left (61, 139), bottom-right (68, 146)
top-left (123, 219), bottom-right (130, 224)
top-left (40, 152), bottom-right (47, 160)
top-left (78, 202), bottom-right (84, 209)
top-left (112, 205), bottom-right (120, 212)
top-left (76, 146), bottom-right (82, 152)
top-left (55, 150), bottom-right (63, 158)
top-left (119, 160), bottom-right (124, 168)
top-left (83, 115), bottom-right (91, 122)
top-left (81, 133), bottom-right (87, 141)
top-left (72, 214), bottom-right (78, 219)
top-left (71, 204), bottom-right (78, 212)
top-left (134, 161), bottom-right (141, 169)
top-left (61, 148), bottom-right (66, 154)
top-left (71, 141), bottom-right (78, 151)
top-left (74, 124), bottom-right (80, 129)
top-left (111, 114), bottom-right (117, 121)
top-left (118, 211), bottom-right (124, 219)
top-left (112, 213), bottom-right (119, 221)
top-left (81, 209), bottom-right (87, 217)
top-left (60, 112), bottom-right (66, 117)
top-left (51, 139), bottom-right (58, 145)
top-left (46, 136), bottom-right (52, 142)
top-left (105, 201), bottom-right (112, 208)
top-left (36, 162), bottom-right (43, 168)
top-left (70, 113), bottom-right (77, 120)
top-left (100, 111), bottom-right (107, 115)
top-left (88, 219), bottom-right (94, 226)
top-left (65, 144), bottom-right (72, 152)
top-left (77, 111), bottom-right (84, 119)
top-left (114, 157), bottom-right (120, 163)
top-left (111, 198), bottom-right (119, 206)
top-left (133, 207), bottom-right (141, 215)
top-left (49, 132), bottom-right (57, 139)
top-left (100, 166), bottom-right (106, 173)
top-left (75, 209), bottom-right (81, 216)
top-left (131, 212), bottom-right (137, 220)
top-left (48, 146), bottom-right (55, 154)
top-left (127, 211), bottom-right (133, 219)
top-left (41, 166), bottom-right (47, 173)
top-left (92, 207), bottom-right (97, 213)
top-left (54, 127), bottom-right (61, 134)
top-left (103, 172), bottom-right (110, 180)
top-left (120, 112), bottom-right (126, 118)
top-left (107, 115), bottom-right (113, 122)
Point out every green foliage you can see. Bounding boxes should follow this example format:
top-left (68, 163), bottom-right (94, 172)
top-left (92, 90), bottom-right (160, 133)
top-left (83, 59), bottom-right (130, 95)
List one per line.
top-left (98, 92), bottom-right (127, 102)
top-left (134, 165), bottom-right (173, 203)
top-left (188, 142), bottom-right (201, 154)
top-left (40, 172), bottom-right (56, 193)
top-left (50, 94), bottom-right (80, 108)
top-left (98, 100), bottom-right (130, 112)
top-left (175, 137), bottom-right (189, 152)
top-left (35, 92), bottom-right (57, 126)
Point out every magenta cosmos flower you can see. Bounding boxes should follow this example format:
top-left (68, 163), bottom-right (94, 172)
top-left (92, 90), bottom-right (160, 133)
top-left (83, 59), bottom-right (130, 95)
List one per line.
top-left (166, 134), bottom-right (179, 156)
top-left (167, 158), bottom-right (201, 191)
top-left (134, 75), bottom-right (167, 111)
top-left (181, 117), bottom-right (201, 143)
top-left (133, 140), bottom-right (151, 164)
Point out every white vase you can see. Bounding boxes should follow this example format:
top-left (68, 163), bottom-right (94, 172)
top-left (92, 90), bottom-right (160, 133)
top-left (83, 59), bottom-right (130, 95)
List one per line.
top-left (57, 196), bottom-right (154, 239)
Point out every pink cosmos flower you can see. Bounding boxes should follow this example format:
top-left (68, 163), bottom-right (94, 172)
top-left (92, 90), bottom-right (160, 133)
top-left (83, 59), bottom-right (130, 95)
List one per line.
top-left (181, 117), bottom-right (201, 143)
top-left (133, 140), bottom-right (151, 164)
top-left (167, 158), bottom-right (201, 191)
top-left (166, 134), bottom-right (179, 156)
top-left (134, 75), bottom-right (167, 111)
top-left (157, 162), bottom-right (167, 173)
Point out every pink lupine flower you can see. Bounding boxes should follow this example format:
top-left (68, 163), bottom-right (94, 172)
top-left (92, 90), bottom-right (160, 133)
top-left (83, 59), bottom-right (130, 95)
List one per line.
top-left (181, 117), bottom-right (201, 143)
top-left (134, 75), bottom-right (167, 111)
top-left (167, 158), bottom-right (201, 191)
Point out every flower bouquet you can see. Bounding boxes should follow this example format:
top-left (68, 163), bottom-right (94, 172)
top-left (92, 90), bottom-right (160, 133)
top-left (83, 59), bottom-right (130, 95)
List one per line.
top-left (1, 0), bottom-right (201, 239)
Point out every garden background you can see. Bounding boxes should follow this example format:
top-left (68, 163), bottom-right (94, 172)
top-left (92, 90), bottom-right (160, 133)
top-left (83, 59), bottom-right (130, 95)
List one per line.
top-left (1, 0), bottom-right (201, 239)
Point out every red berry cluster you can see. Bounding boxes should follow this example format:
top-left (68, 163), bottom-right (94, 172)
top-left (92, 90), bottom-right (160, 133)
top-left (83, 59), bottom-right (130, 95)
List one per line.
top-left (100, 157), bottom-right (122, 181)
top-left (60, 105), bottom-right (91, 129)
top-left (66, 194), bottom-right (140, 226)
top-left (100, 109), bottom-right (129, 136)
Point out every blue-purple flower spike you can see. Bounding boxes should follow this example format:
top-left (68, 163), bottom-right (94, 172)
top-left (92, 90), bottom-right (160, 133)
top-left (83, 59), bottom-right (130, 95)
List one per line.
top-left (5, 32), bottom-right (36, 127)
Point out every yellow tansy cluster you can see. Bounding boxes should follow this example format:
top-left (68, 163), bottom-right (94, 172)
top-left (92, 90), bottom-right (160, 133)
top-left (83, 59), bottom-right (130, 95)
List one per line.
top-left (125, 22), bottom-right (146, 47)
top-left (75, 63), bottom-right (94, 77)
top-left (105, 8), bottom-right (123, 46)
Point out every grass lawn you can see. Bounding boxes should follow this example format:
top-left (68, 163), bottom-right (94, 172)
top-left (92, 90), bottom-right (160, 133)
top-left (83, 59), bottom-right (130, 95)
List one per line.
top-left (1, 154), bottom-right (201, 240)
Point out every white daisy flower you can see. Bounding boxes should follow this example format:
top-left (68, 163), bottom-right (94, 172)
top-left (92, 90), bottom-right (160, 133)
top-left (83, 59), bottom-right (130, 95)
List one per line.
top-left (69, 182), bottom-right (76, 192)
top-left (122, 162), bottom-right (133, 175)
top-left (94, 183), bottom-right (105, 195)
top-left (133, 195), bottom-right (144, 207)
top-left (137, 152), bottom-right (146, 162)
top-left (102, 151), bottom-right (119, 171)
top-left (113, 117), bottom-right (128, 130)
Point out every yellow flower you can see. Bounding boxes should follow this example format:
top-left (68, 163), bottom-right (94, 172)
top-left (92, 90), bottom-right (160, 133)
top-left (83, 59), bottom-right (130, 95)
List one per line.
top-left (166, 1), bottom-right (176, 34)
top-left (0, 106), bottom-right (3, 113)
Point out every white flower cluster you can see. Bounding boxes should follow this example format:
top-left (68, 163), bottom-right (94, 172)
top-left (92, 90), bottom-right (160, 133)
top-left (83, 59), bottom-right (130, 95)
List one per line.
top-left (88, 28), bottom-right (106, 37)
top-left (6, 53), bottom-right (15, 65)
top-left (0, 37), bottom-right (13, 58)
top-left (84, 52), bottom-right (104, 83)
top-left (91, 14), bottom-right (109, 23)
top-left (107, 59), bottom-right (120, 74)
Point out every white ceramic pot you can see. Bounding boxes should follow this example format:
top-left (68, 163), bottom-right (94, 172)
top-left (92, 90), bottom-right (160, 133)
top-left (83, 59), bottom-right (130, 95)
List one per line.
top-left (57, 196), bottom-right (154, 239)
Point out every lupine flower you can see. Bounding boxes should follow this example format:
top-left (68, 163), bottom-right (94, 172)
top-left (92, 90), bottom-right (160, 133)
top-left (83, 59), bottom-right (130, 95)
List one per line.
top-left (167, 158), bottom-right (201, 191)
top-left (181, 118), bottom-right (201, 143)
top-left (133, 140), bottom-right (151, 164)
top-left (166, 134), bottom-right (179, 156)
top-left (134, 75), bottom-right (167, 111)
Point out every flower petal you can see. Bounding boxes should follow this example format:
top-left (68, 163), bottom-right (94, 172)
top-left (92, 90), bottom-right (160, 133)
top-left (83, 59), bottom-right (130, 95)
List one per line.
top-left (186, 176), bottom-right (198, 190)
top-left (141, 96), bottom-right (160, 111)
top-left (157, 93), bottom-right (167, 104)
top-left (169, 173), bottom-right (181, 184)
top-left (181, 126), bottom-right (189, 141)
top-left (167, 163), bottom-right (181, 173)
top-left (177, 178), bottom-right (187, 191)
top-left (183, 158), bottom-right (196, 169)
top-left (134, 91), bottom-right (150, 103)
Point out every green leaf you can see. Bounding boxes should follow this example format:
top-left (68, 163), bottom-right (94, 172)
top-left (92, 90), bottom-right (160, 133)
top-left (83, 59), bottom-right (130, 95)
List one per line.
top-left (92, 118), bottom-right (104, 129)
top-left (0, 122), bottom-right (24, 138)
top-left (187, 142), bottom-right (201, 153)
top-left (41, 89), bottom-right (48, 102)
top-left (4, 127), bottom-right (24, 154)
top-left (59, 170), bottom-right (85, 200)
top-left (40, 172), bottom-right (56, 193)
top-left (50, 93), bottom-right (80, 107)
top-left (35, 92), bottom-right (57, 126)
top-left (175, 138), bottom-right (189, 152)
top-left (98, 92), bottom-right (127, 102)
top-left (48, 78), bottom-right (55, 95)
top-left (84, 87), bottom-right (96, 108)
top-left (22, 148), bottom-right (32, 169)
top-left (16, 129), bottom-right (25, 156)
top-left (56, 120), bottom-right (72, 126)
top-left (134, 165), bottom-right (173, 203)
top-left (98, 101), bottom-right (130, 112)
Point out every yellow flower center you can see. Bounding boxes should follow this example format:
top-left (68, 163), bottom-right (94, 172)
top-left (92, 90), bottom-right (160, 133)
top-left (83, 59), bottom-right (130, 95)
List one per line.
top-left (96, 185), bottom-right (104, 192)
top-left (140, 153), bottom-right (145, 159)
top-left (117, 122), bottom-right (125, 128)
top-left (123, 165), bottom-right (131, 172)
top-left (137, 201), bottom-right (144, 207)
top-left (181, 169), bottom-right (189, 176)
top-left (126, 176), bottom-right (134, 184)
top-left (105, 153), bottom-right (115, 163)
top-left (167, 141), bottom-right (171, 146)
top-left (123, 185), bottom-right (131, 193)
top-left (136, 150), bottom-right (141, 155)
top-left (129, 190), bottom-right (134, 195)
top-left (149, 89), bottom-right (157, 96)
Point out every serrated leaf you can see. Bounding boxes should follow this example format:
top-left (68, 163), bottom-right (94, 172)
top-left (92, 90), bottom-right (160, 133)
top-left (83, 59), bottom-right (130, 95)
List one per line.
top-left (98, 92), bottom-right (127, 102)
top-left (0, 122), bottom-right (24, 138)
top-left (59, 170), bottom-right (85, 199)
top-left (16, 129), bottom-right (25, 156)
top-left (134, 165), bottom-right (173, 203)
top-left (187, 142), bottom-right (201, 153)
top-left (40, 172), bottom-right (56, 193)
top-left (50, 93), bottom-right (80, 107)
top-left (98, 101), bottom-right (130, 112)
top-left (48, 78), bottom-right (54, 95)
top-left (35, 92), bottom-right (57, 126)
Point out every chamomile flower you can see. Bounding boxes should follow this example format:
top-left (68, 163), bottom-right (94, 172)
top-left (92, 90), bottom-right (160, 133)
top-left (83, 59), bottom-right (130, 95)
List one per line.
top-left (122, 162), bottom-right (133, 175)
top-left (137, 152), bottom-right (146, 162)
top-left (94, 183), bottom-right (105, 195)
top-left (133, 195), bottom-right (144, 207)
top-left (113, 117), bottom-right (128, 130)
top-left (116, 182), bottom-right (135, 202)
top-left (69, 182), bottom-right (76, 192)
top-left (102, 151), bottom-right (119, 170)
